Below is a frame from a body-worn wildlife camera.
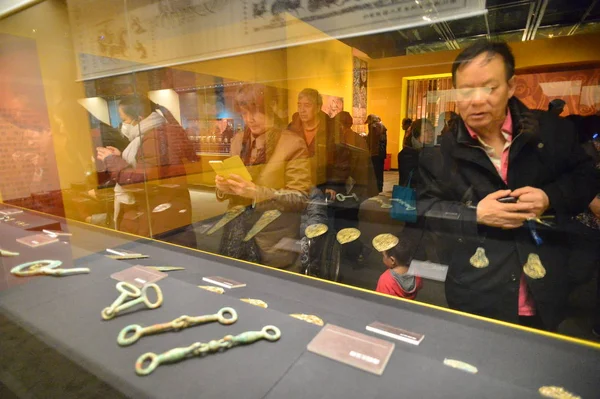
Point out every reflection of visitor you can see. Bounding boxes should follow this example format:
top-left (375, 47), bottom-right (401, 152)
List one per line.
top-left (398, 118), bottom-right (433, 187)
top-left (222, 121), bottom-right (234, 143)
top-left (97, 96), bottom-right (197, 245)
top-left (216, 84), bottom-right (310, 270)
top-left (375, 236), bottom-right (423, 299)
top-left (419, 40), bottom-right (598, 330)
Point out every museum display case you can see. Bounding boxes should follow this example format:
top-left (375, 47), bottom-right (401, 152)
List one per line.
top-left (1, 0), bottom-right (599, 397)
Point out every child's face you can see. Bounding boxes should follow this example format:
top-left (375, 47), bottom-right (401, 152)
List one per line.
top-left (383, 252), bottom-right (395, 269)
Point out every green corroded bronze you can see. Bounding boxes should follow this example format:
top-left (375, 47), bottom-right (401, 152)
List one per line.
top-left (10, 260), bottom-right (90, 277)
top-left (101, 282), bottom-right (163, 320)
top-left (135, 325), bottom-right (281, 376)
top-left (117, 307), bottom-right (238, 346)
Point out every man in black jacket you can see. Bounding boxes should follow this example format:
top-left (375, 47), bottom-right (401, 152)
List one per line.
top-left (418, 40), bottom-right (598, 330)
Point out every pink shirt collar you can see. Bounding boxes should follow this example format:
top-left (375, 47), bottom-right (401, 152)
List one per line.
top-left (465, 110), bottom-right (513, 139)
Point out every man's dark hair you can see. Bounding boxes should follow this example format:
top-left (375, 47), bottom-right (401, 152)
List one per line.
top-left (119, 95), bottom-right (151, 120)
top-left (451, 40), bottom-right (515, 86)
top-left (384, 238), bottom-right (413, 266)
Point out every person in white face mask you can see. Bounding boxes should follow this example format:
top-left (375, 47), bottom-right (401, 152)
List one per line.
top-left (96, 96), bottom-right (197, 246)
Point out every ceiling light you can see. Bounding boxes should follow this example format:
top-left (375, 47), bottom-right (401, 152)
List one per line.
top-left (423, 16), bottom-right (431, 22)
top-left (548, 34), bottom-right (554, 38)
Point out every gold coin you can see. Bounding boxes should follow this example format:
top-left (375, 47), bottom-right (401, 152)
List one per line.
top-left (372, 233), bottom-right (399, 252)
top-left (305, 223), bottom-right (328, 239)
top-left (336, 228), bottom-right (361, 245)
top-left (470, 247), bottom-right (489, 268)
top-left (206, 205), bottom-right (245, 235)
top-left (243, 210), bottom-right (282, 242)
top-left (523, 253), bottom-right (546, 279)
top-left (538, 386), bottom-right (581, 399)
top-left (289, 313), bottom-right (324, 326)
top-left (197, 285), bottom-right (224, 294)
top-left (240, 298), bottom-right (268, 308)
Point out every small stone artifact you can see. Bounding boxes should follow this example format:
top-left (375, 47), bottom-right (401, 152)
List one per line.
top-left (469, 247), bottom-right (490, 268)
top-left (106, 254), bottom-right (149, 260)
top-left (206, 205), bottom-right (245, 235)
top-left (538, 386), bottom-right (581, 399)
top-left (102, 282), bottom-right (163, 320)
top-left (135, 325), bottom-right (281, 376)
top-left (11, 260), bottom-right (90, 277)
top-left (443, 358), bottom-right (478, 374)
top-left (336, 228), bottom-right (361, 245)
top-left (0, 249), bottom-right (19, 257)
top-left (523, 253), bottom-right (546, 279)
top-left (289, 313), bottom-right (324, 326)
top-left (117, 307), bottom-right (238, 346)
top-left (305, 223), bottom-right (328, 239)
top-left (197, 285), bottom-right (225, 294)
top-left (372, 233), bottom-right (399, 252)
top-left (243, 210), bottom-right (282, 241)
top-left (240, 298), bottom-right (268, 308)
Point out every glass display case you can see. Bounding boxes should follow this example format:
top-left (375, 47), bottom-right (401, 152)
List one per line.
top-left (1, 0), bottom-right (599, 397)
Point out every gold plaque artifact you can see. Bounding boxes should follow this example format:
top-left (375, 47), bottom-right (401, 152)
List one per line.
top-left (240, 298), bottom-right (268, 308)
top-left (305, 223), bottom-right (328, 239)
top-left (289, 313), bottom-right (324, 326)
top-left (243, 210), bottom-right (282, 241)
top-left (336, 228), bottom-right (361, 245)
top-left (206, 205), bottom-right (245, 235)
top-left (523, 253), bottom-right (546, 279)
top-left (538, 386), bottom-right (581, 399)
top-left (470, 247), bottom-right (489, 268)
top-left (372, 234), bottom-right (399, 252)
top-left (197, 285), bottom-right (225, 294)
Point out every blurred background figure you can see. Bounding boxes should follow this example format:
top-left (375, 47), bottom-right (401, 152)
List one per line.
top-left (548, 99), bottom-right (566, 116)
top-left (398, 118), bottom-right (434, 187)
top-left (365, 114), bottom-right (387, 193)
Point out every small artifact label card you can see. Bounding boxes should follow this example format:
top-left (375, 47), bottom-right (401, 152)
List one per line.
top-left (16, 234), bottom-right (59, 248)
top-left (366, 321), bottom-right (424, 346)
top-left (307, 324), bottom-right (394, 375)
top-left (202, 276), bottom-right (246, 289)
top-left (111, 266), bottom-right (167, 288)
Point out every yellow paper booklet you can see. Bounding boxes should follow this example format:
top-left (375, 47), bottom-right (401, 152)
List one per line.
top-left (209, 155), bottom-right (253, 182)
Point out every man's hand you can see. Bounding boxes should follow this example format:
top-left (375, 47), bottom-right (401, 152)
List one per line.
top-left (510, 186), bottom-right (550, 217)
top-left (477, 190), bottom-right (537, 229)
top-left (225, 174), bottom-right (257, 199)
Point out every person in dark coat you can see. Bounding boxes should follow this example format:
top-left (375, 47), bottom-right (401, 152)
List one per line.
top-left (418, 40), bottom-right (599, 331)
top-left (398, 118), bottom-right (433, 187)
top-left (365, 114), bottom-right (387, 193)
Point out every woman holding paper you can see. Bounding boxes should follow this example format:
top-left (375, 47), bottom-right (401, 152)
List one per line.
top-left (96, 96), bottom-right (196, 246)
top-left (215, 84), bottom-right (311, 270)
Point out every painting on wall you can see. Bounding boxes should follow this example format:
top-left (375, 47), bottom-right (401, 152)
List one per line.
top-left (321, 94), bottom-right (344, 118)
top-left (352, 56), bottom-right (367, 134)
top-left (514, 68), bottom-right (600, 116)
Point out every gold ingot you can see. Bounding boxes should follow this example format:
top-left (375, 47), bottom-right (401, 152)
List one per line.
top-left (470, 247), bottom-right (489, 268)
top-left (372, 233), bottom-right (399, 252)
top-left (523, 253), bottom-right (546, 279)
top-left (289, 313), bottom-right (324, 326)
top-left (206, 205), bottom-right (245, 235)
top-left (305, 223), bottom-right (328, 239)
top-left (240, 298), bottom-right (268, 308)
top-left (336, 228), bottom-right (361, 245)
top-left (243, 210), bottom-right (282, 241)
top-left (538, 386), bottom-right (581, 399)
top-left (197, 285), bottom-right (224, 294)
